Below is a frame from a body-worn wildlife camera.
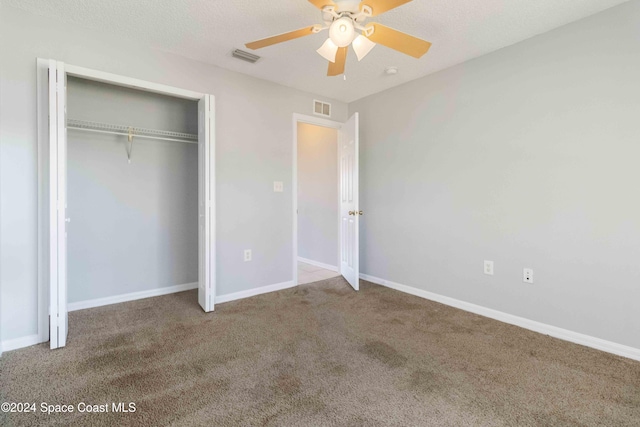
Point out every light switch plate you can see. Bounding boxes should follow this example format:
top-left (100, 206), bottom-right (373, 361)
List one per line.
top-left (273, 181), bottom-right (283, 192)
top-left (244, 249), bottom-right (252, 262)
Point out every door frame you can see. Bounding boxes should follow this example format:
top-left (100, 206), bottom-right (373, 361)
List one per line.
top-left (37, 60), bottom-right (216, 347)
top-left (292, 113), bottom-right (343, 285)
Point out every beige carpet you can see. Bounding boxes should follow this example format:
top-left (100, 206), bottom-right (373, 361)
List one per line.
top-left (1, 277), bottom-right (639, 426)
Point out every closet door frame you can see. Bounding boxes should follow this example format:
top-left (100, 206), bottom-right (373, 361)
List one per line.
top-left (37, 61), bottom-right (216, 348)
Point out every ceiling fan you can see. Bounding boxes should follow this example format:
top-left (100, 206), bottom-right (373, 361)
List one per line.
top-left (245, 0), bottom-right (432, 76)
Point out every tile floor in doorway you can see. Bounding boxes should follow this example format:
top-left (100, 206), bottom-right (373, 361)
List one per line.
top-left (298, 261), bottom-right (340, 284)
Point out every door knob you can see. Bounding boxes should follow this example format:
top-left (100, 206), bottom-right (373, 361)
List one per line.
top-left (348, 210), bottom-right (364, 216)
top-left (349, 210), bottom-right (355, 216)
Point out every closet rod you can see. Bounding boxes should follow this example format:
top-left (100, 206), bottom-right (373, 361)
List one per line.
top-left (67, 119), bottom-right (198, 144)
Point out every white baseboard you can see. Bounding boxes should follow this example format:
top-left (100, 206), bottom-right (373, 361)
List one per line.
top-left (360, 273), bottom-right (640, 362)
top-left (216, 280), bottom-right (296, 304)
top-left (68, 282), bottom-right (198, 312)
top-left (1, 334), bottom-right (42, 353)
top-left (297, 257), bottom-right (338, 273)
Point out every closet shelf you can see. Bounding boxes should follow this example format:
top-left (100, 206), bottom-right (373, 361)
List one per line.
top-left (67, 119), bottom-right (198, 144)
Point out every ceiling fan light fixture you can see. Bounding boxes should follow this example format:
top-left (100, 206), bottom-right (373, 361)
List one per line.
top-left (329, 17), bottom-right (355, 47)
top-left (317, 38), bottom-right (339, 63)
top-left (244, 0), bottom-right (431, 77)
top-left (352, 34), bottom-right (376, 61)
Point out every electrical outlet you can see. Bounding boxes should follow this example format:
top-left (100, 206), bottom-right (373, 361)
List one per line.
top-left (273, 181), bottom-right (283, 192)
top-left (523, 268), bottom-right (533, 283)
top-left (244, 249), bottom-right (252, 262)
top-left (484, 260), bottom-right (494, 275)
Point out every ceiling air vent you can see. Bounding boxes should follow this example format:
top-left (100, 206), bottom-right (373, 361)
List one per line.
top-left (313, 100), bottom-right (331, 118)
top-left (232, 49), bottom-right (261, 64)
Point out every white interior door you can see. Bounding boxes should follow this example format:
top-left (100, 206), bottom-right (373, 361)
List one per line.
top-left (339, 113), bottom-right (360, 290)
top-left (49, 60), bottom-right (68, 348)
top-left (198, 95), bottom-right (215, 312)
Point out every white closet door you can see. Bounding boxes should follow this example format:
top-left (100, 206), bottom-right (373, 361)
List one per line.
top-left (198, 95), bottom-right (215, 312)
top-left (49, 60), bottom-right (68, 348)
top-left (339, 113), bottom-right (360, 291)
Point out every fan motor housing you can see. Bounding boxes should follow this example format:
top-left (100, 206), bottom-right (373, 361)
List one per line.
top-left (334, 0), bottom-right (362, 13)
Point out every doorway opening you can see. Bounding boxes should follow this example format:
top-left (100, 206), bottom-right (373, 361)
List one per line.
top-left (292, 113), bottom-right (360, 290)
top-left (296, 122), bottom-right (341, 284)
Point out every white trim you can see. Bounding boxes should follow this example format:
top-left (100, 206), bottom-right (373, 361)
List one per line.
top-left (297, 257), bottom-right (339, 273)
top-left (294, 113), bottom-right (342, 129)
top-left (1, 334), bottom-right (42, 353)
top-left (48, 59), bottom-right (61, 349)
top-left (293, 113), bottom-right (343, 286)
top-left (68, 282), bottom-right (198, 312)
top-left (216, 281), bottom-right (296, 304)
top-left (360, 273), bottom-right (640, 362)
top-left (36, 58), bottom-right (50, 345)
top-left (56, 60), bottom-right (68, 348)
top-left (64, 65), bottom-right (204, 100)
top-left (209, 95), bottom-right (217, 310)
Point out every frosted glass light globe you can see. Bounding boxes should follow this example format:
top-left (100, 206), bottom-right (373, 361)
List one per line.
top-left (352, 34), bottom-right (376, 61)
top-left (317, 38), bottom-right (339, 62)
top-left (329, 17), bottom-right (355, 48)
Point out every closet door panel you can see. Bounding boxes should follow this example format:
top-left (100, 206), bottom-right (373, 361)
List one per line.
top-left (57, 62), bottom-right (68, 346)
top-left (48, 60), bottom-right (59, 349)
top-left (198, 95), bottom-right (214, 312)
top-left (49, 60), bottom-right (68, 348)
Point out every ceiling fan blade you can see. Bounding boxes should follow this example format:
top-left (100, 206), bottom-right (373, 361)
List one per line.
top-left (365, 23), bottom-right (431, 58)
top-left (246, 26), bottom-right (319, 50)
top-left (308, 0), bottom-right (336, 10)
top-left (359, 0), bottom-right (412, 16)
top-left (327, 47), bottom-right (348, 76)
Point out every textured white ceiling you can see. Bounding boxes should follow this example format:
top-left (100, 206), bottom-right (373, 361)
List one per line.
top-left (6, 0), bottom-right (629, 102)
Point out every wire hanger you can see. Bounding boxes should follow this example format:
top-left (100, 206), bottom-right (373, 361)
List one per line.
top-left (126, 127), bottom-right (134, 163)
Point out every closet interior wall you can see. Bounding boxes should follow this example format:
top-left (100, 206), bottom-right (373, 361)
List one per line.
top-left (67, 77), bottom-right (199, 304)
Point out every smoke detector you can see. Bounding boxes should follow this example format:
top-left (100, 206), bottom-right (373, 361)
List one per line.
top-left (385, 66), bottom-right (398, 75)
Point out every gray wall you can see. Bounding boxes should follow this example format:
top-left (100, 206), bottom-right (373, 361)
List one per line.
top-left (67, 78), bottom-right (198, 303)
top-left (0, 4), bottom-right (347, 342)
top-left (350, 0), bottom-right (640, 349)
top-left (297, 123), bottom-right (338, 267)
